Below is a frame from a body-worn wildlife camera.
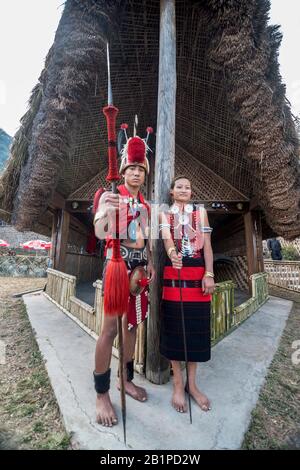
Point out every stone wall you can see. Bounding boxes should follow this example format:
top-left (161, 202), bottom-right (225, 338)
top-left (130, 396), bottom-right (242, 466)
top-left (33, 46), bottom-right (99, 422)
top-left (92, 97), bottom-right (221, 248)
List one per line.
top-left (0, 255), bottom-right (49, 277)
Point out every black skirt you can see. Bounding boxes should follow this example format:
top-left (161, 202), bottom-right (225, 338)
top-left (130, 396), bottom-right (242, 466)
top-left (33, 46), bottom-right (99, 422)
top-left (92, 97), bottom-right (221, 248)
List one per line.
top-left (160, 299), bottom-right (211, 362)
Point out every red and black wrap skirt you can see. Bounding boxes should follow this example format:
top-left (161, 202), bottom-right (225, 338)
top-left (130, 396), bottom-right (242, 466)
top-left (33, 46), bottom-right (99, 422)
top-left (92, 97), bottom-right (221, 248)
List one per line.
top-left (160, 252), bottom-right (211, 362)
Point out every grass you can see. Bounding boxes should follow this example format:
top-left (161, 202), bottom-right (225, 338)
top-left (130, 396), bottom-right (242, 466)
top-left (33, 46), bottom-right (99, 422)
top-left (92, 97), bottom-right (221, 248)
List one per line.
top-left (0, 277), bottom-right (71, 450)
top-left (242, 301), bottom-right (300, 449)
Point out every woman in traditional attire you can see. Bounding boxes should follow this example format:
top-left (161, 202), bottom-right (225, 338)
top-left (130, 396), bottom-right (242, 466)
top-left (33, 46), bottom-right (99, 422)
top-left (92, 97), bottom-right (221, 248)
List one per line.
top-left (159, 176), bottom-right (215, 413)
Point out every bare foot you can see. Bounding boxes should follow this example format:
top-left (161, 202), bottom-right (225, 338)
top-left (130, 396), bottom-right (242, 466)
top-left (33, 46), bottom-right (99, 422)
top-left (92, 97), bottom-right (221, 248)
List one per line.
top-left (188, 385), bottom-right (211, 412)
top-left (118, 380), bottom-right (148, 402)
top-left (96, 392), bottom-right (118, 427)
top-left (172, 383), bottom-right (187, 413)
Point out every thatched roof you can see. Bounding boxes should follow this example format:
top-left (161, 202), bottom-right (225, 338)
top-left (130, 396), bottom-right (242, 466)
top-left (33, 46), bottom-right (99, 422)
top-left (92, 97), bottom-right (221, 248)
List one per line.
top-left (0, 0), bottom-right (299, 238)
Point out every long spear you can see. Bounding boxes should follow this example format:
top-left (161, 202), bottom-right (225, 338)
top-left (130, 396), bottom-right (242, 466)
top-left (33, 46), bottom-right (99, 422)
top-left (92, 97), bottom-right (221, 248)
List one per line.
top-left (175, 241), bottom-right (192, 424)
top-left (102, 43), bottom-right (129, 444)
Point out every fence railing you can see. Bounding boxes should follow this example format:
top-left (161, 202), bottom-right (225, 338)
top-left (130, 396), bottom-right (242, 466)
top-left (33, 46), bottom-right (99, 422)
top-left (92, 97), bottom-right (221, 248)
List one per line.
top-left (69, 296), bottom-right (96, 333)
top-left (264, 260), bottom-right (300, 292)
top-left (0, 254), bottom-right (48, 277)
top-left (45, 268), bottom-right (76, 311)
top-left (211, 280), bottom-right (235, 342)
top-left (233, 272), bottom-right (268, 329)
top-left (45, 269), bottom-right (269, 373)
top-left (211, 272), bottom-right (268, 343)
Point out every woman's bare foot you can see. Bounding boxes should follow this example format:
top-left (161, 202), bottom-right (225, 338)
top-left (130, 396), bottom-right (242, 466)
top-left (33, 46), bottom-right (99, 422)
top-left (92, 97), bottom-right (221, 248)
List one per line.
top-left (96, 392), bottom-right (118, 426)
top-left (172, 383), bottom-right (187, 413)
top-left (118, 380), bottom-right (148, 402)
top-left (188, 385), bottom-right (211, 412)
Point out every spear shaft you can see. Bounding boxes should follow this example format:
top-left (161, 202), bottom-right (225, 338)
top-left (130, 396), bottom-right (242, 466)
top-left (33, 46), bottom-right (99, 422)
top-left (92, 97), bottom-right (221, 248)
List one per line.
top-left (103, 42), bottom-right (127, 444)
top-left (175, 240), bottom-right (192, 424)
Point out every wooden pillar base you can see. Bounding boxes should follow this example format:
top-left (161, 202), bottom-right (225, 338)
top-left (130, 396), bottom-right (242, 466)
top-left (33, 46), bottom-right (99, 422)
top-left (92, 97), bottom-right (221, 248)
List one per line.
top-left (145, 0), bottom-right (176, 384)
top-left (244, 211), bottom-right (258, 295)
top-left (55, 209), bottom-right (70, 272)
top-left (146, 239), bottom-right (170, 384)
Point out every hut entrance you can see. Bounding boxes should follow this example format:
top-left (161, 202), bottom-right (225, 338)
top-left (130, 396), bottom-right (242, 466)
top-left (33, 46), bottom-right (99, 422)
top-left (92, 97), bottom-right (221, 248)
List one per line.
top-left (209, 210), bottom-right (252, 306)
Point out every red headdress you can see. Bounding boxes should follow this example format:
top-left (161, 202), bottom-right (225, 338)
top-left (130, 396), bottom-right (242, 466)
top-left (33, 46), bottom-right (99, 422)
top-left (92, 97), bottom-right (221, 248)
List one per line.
top-left (119, 123), bottom-right (153, 174)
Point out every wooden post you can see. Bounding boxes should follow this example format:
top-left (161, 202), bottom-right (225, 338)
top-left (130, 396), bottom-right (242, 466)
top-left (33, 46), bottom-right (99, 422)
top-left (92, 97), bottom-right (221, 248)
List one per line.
top-left (55, 209), bottom-right (70, 272)
top-left (146, 0), bottom-right (176, 384)
top-left (244, 211), bottom-right (258, 294)
top-left (50, 210), bottom-right (59, 269)
top-left (255, 211), bottom-right (264, 273)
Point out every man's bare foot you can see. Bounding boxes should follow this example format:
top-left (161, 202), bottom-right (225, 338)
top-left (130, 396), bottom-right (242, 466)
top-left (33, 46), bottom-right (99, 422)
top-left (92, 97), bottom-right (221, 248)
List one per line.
top-left (172, 383), bottom-right (187, 413)
top-left (96, 392), bottom-right (118, 427)
top-left (188, 385), bottom-right (211, 412)
top-left (118, 380), bottom-right (148, 402)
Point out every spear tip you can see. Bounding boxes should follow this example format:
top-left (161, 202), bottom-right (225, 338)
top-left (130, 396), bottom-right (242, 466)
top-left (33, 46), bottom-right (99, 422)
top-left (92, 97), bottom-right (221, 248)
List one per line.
top-left (106, 42), bottom-right (113, 106)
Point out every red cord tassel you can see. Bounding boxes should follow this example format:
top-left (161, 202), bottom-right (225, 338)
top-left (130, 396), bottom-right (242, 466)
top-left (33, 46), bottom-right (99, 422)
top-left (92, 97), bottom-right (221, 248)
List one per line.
top-left (104, 239), bottom-right (129, 316)
top-left (102, 104), bottom-right (130, 315)
top-left (103, 258), bottom-right (129, 315)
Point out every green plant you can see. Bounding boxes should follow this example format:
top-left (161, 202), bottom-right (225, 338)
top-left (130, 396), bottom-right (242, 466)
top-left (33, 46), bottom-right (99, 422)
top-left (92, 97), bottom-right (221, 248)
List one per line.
top-left (281, 246), bottom-right (300, 261)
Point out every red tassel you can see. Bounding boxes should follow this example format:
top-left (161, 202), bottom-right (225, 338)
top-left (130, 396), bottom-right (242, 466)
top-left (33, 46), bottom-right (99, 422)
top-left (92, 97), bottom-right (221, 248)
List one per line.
top-left (104, 257), bottom-right (129, 316)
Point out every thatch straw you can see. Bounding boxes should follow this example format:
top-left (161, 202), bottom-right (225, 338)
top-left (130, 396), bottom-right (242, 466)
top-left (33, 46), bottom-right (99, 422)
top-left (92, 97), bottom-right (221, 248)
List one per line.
top-left (204, 0), bottom-right (300, 238)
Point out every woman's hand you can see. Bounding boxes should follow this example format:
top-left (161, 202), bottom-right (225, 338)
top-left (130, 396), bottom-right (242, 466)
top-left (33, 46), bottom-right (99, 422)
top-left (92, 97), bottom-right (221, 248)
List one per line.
top-left (171, 251), bottom-right (183, 270)
top-left (202, 276), bottom-right (215, 295)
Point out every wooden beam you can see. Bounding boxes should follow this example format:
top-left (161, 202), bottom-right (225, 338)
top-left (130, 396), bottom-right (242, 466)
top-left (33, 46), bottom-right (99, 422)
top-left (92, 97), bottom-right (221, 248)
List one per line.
top-left (55, 209), bottom-right (70, 272)
top-left (244, 211), bottom-right (258, 294)
top-left (49, 191), bottom-right (65, 210)
top-left (249, 197), bottom-right (260, 211)
top-left (254, 211), bottom-right (264, 273)
top-left (65, 200), bottom-right (92, 213)
top-left (69, 214), bottom-right (90, 236)
top-left (146, 0), bottom-right (176, 384)
top-left (50, 210), bottom-right (59, 269)
top-left (200, 201), bottom-right (249, 214)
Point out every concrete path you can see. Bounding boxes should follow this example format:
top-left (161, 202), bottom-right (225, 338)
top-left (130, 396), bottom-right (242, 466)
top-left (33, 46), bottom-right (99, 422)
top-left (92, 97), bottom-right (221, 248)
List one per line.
top-left (23, 292), bottom-right (292, 450)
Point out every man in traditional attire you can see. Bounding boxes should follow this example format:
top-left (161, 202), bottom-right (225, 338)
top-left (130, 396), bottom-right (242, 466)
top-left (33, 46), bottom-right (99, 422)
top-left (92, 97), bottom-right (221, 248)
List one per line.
top-left (93, 132), bottom-right (155, 427)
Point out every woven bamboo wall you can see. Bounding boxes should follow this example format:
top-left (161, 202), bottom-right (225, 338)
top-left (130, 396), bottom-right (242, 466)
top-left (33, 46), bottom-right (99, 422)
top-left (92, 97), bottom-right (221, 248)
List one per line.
top-left (215, 256), bottom-right (248, 292)
top-left (68, 144), bottom-right (248, 203)
top-left (56, 0), bottom-right (253, 204)
top-left (175, 1), bottom-right (252, 196)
